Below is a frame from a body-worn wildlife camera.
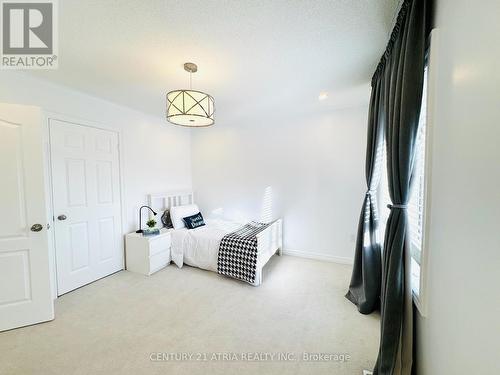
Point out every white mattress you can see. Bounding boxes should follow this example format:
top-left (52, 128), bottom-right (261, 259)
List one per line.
top-left (170, 219), bottom-right (242, 271)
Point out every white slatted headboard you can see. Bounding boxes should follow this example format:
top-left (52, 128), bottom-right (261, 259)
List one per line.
top-left (147, 190), bottom-right (194, 216)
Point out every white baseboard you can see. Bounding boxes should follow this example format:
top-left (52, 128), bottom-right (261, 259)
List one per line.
top-left (282, 249), bottom-right (353, 265)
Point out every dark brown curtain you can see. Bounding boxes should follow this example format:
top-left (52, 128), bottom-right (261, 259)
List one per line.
top-left (371, 0), bottom-right (432, 374)
top-left (345, 78), bottom-right (384, 314)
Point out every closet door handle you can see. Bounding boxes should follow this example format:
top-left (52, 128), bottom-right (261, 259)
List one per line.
top-left (57, 214), bottom-right (67, 221)
top-left (30, 224), bottom-right (43, 232)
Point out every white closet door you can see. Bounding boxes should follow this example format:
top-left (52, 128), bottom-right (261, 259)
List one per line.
top-left (50, 119), bottom-right (123, 295)
top-left (0, 103), bottom-right (54, 332)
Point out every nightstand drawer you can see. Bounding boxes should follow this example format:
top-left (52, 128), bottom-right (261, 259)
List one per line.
top-left (149, 235), bottom-right (171, 256)
top-left (150, 250), bottom-right (170, 274)
top-left (125, 229), bottom-right (171, 276)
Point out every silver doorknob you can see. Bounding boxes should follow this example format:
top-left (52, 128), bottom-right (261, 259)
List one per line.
top-left (57, 214), bottom-right (67, 221)
top-left (30, 224), bottom-right (43, 232)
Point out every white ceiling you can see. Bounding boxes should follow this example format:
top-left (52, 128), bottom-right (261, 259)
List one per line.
top-left (27, 0), bottom-right (400, 118)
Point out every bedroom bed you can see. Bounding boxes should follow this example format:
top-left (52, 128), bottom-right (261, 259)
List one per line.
top-left (148, 191), bottom-right (282, 286)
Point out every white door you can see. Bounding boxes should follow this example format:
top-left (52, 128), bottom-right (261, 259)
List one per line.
top-left (0, 103), bottom-right (54, 332)
top-left (50, 119), bottom-right (123, 295)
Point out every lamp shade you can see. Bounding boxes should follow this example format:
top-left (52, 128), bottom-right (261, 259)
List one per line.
top-left (166, 89), bottom-right (215, 127)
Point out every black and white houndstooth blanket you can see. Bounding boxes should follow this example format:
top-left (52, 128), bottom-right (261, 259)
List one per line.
top-left (217, 221), bottom-right (271, 284)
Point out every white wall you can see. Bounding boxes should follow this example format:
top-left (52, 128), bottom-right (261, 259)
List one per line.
top-left (191, 91), bottom-right (369, 262)
top-left (0, 72), bottom-right (192, 233)
top-left (415, 1), bottom-right (500, 374)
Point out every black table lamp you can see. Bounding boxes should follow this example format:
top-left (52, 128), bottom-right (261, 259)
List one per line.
top-left (136, 205), bottom-right (157, 233)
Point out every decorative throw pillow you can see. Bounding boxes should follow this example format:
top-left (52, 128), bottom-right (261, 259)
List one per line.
top-left (182, 212), bottom-right (205, 229)
top-left (161, 210), bottom-right (173, 229)
top-left (170, 204), bottom-right (200, 229)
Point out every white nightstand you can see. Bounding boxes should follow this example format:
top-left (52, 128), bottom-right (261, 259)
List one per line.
top-left (125, 229), bottom-right (171, 275)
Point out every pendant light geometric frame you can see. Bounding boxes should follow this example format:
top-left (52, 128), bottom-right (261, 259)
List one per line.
top-left (166, 89), bottom-right (215, 127)
top-left (166, 62), bottom-right (215, 127)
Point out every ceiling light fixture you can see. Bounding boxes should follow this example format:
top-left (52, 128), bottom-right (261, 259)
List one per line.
top-left (166, 62), bottom-right (215, 127)
top-left (318, 92), bottom-right (329, 101)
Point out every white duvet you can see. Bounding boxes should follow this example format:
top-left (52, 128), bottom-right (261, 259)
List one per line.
top-left (170, 219), bottom-right (242, 271)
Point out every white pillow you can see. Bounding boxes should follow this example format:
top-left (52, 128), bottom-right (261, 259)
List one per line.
top-left (170, 204), bottom-right (200, 229)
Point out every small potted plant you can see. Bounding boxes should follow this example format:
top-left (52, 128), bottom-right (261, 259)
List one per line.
top-left (143, 219), bottom-right (159, 236)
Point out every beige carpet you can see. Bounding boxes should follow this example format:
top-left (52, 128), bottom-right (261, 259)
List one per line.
top-left (0, 255), bottom-right (379, 375)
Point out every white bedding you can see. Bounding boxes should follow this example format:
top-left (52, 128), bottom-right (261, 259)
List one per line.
top-left (170, 219), bottom-right (242, 271)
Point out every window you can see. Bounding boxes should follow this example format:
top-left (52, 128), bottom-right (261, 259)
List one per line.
top-left (378, 63), bottom-right (429, 305)
top-left (409, 64), bottom-right (428, 297)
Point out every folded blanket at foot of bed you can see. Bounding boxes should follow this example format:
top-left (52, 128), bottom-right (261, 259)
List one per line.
top-left (217, 221), bottom-right (271, 285)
